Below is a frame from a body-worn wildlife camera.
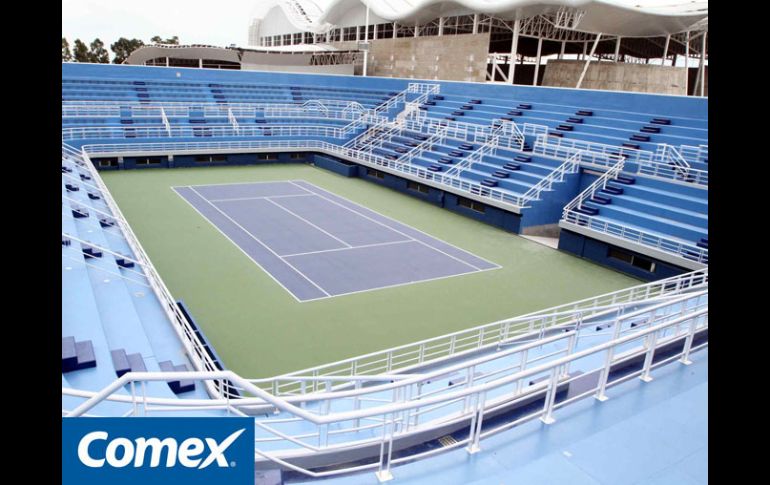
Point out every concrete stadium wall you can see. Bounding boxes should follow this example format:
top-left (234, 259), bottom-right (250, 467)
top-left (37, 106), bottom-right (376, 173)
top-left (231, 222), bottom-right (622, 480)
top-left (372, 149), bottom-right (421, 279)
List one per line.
top-left (331, 33), bottom-right (490, 82)
top-left (541, 60), bottom-right (687, 95)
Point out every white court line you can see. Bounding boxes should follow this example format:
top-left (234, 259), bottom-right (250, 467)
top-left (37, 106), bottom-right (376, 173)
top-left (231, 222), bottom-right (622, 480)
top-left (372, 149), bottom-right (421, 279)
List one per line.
top-left (187, 186), bottom-right (331, 297)
top-left (208, 193), bottom-right (317, 203)
top-left (291, 179), bottom-right (502, 270)
top-left (287, 180), bottom-right (491, 272)
top-left (262, 197), bottom-right (353, 249)
top-left (175, 180), bottom-right (314, 192)
top-left (171, 186), bottom-right (315, 302)
top-left (281, 239), bottom-right (414, 258)
top-left (298, 266), bottom-right (498, 302)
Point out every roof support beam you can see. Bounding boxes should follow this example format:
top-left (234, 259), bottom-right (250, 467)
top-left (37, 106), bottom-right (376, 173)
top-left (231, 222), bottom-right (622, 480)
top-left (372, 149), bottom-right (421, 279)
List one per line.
top-left (614, 36), bottom-right (621, 63)
top-left (533, 36), bottom-right (543, 85)
top-left (576, 33), bottom-right (602, 89)
top-left (509, 18), bottom-right (520, 85)
top-left (662, 34), bottom-right (671, 65)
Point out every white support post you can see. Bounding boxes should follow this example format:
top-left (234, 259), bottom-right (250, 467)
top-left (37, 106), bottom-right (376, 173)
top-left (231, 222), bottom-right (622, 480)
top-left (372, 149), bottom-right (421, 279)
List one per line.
top-left (363, 5), bottom-right (370, 77)
top-left (438, 17), bottom-right (444, 36)
top-left (356, 25), bottom-right (360, 42)
top-left (582, 41), bottom-right (587, 60)
top-left (614, 36), bottom-right (621, 62)
top-left (699, 32), bottom-right (707, 96)
top-left (198, 58), bottom-right (203, 68)
top-left (165, 57), bottom-right (169, 67)
top-left (639, 331), bottom-right (658, 383)
top-left (473, 13), bottom-right (479, 34)
top-left (684, 31), bottom-right (690, 94)
top-left (540, 368), bottom-right (559, 424)
top-left (509, 18), bottom-right (520, 85)
top-left (533, 36), bottom-right (543, 85)
top-left (576, 33), bottom-right (602, 89)
top-left (393, 22), bottom-right (397, 39)
top-left (414, 22), bottom-right (419, 38)
top-left (559, 40), bottom-right (566, 59)
top-left (662, 34), bottom-right (670, 65)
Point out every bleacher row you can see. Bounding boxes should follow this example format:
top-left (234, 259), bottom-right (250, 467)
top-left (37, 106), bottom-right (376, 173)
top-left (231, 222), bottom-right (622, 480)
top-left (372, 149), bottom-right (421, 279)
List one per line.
top-left (62, 69), bottom-right (707, 270)
top-left (61, 153), bottom-right (209, 413)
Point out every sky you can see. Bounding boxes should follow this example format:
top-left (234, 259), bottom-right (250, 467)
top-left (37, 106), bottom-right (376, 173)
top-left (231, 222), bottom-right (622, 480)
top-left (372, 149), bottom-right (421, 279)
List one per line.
top-left (62, 0), bottom-right (262, 49)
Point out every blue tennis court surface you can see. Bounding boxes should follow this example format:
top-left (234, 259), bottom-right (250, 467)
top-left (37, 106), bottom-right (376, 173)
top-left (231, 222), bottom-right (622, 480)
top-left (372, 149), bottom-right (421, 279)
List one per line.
top-left (173, 180), bottom-right (500, 301)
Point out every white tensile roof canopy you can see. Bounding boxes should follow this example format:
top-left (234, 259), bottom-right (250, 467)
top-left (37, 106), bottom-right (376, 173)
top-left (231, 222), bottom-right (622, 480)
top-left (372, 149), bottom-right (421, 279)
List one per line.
top-left (253, 0), bottom-right (707, 37)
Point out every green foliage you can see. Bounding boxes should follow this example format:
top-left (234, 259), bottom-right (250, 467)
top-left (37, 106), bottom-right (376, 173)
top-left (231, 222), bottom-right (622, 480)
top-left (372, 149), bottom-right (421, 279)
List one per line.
top-left (111, 37), bottom-right (145, 64)
top-left (150, 35), bottom-right (179, 45)
top-left (89, 38), bottom-right (110, 63)
top-left (73, 39), bottom-right (90, 62)
top-left (62, 38), bottom-right (72, 62)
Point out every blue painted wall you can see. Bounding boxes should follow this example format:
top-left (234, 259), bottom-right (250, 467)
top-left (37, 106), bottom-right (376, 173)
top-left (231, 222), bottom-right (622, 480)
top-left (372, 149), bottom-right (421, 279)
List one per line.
top-left (558, 229), bottom-right (687, 281)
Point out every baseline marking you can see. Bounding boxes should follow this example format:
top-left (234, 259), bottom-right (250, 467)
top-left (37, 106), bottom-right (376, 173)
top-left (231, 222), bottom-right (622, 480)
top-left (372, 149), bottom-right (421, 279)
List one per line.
top-left (208, 193), bottom-right (317, 203)
top-left (187, 186), bottom-right (331, 297)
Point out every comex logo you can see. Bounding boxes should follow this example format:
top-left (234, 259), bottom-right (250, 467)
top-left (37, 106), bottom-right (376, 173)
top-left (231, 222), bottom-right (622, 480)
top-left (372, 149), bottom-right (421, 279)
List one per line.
top-left (77, 428), bottom-right (245, 469)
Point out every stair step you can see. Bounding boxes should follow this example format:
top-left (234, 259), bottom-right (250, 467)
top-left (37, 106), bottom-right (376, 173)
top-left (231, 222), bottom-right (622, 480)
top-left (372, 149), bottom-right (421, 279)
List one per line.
top-left (458, 143), bottom-right (475, 150)
top-left (448, 150), bottom-right (465, 157)
top-left (515, 155), bottom-right (532, 163)
top-left (438, 157), bottom-right (454, 164)
top-left (566, 117), bottom-right (584, 124)
top-left (650, 118), bottom-right (671, 125)
top-left (159, 361), bottom-right (196, 394)
top-left (127, 353), bottom-right (147, 372)
top-left (615, 175), bottom-right (636, 185)
top-left (99, 218), bottom-right (115, 228)
top-left (469, 99), bottom-right (482, 104)
top-left (517, 104), bottom-right (532, 109)
top-left (62, 337), bottom-right (78, 373)
top-left (116, 258), bottom-right (135, 269)
top-left (548, 132), bottom-right (564, 138)
top-left (480, 179), bottom-right (498, 187)
top-left (65, 184), bottom-right (79, 192)
top-left (573, 206), bottom-right (599, 216)
top-left (423, 101), bottom-right (436, 106)
top-left (433, 95), bottom-right (445, 100)
top-left (74, 340), bottom-right (96, 370)
top-left (444, 116), bottom-right (456, 121)
top-left (503, 163), bottom-right (521, 171)
top-left (600, 186), bottom-right (624, 195)
top-left (622, 143), bottom-right (641, 150)
top-left (492, 171), bottom-right (509, 178)
top-left (451, 111), bottom-right (465, 116)
top-left (630, 134), bottom-right (650, 142)
top-left (427, 165), bottom-right (442, 172)
top-left (556, 124), bottom-right (574, 131)
top-left (576, 110), bottom-right (593, 116)
top-left (591, 195), bottom-right (612, 205)
top-left (87, 192), bottom-right (101, 200)
top-left (82, 247), bottom-right (103, 259)
top-left (640, 126), bottom-right (661, 133)
top-left (72, 209), bottom-right (89, 218)
top-left (696, 238), bottom-right (708, 249)
top-left (507, 110), bottom-right (523, 116)
top-left (461, 105), bottom-right (474, 110)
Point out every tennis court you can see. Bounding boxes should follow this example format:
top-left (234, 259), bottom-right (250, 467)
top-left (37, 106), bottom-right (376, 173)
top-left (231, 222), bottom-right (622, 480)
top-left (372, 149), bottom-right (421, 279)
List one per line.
top-left (173, 180), bottom-right (500, 301)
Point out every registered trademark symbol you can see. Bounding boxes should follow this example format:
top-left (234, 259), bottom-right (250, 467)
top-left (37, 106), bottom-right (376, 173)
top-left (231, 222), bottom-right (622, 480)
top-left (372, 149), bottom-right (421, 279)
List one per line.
top-left (230, 461), bottom-right (236, 467)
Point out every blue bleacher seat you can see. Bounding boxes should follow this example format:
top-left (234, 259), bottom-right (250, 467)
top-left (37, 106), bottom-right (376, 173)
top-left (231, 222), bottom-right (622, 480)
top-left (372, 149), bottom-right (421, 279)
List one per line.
top-left (159, 361), bottom-right (195, 394)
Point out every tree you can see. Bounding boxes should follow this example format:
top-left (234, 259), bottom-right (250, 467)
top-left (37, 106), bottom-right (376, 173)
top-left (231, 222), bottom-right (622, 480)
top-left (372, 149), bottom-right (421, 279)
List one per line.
top-left (150, 35), bottom-right (179, 45)
top-left (111, 37), bottom-right (145, 64)
top-left (62, 38), bottom-right (72, 61)
top-left (89, 38), bottom-right (110, 63)
top-left (73, 39), bottom-right (90, 62)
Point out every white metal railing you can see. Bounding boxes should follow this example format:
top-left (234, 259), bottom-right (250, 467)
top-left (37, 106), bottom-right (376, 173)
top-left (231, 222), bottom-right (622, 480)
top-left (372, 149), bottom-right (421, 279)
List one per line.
top-left (63, 298), bottom-right (707, 481)
top-left (62, 124), bottom-right (346, 142)
top-left (678, 144), bottom-right (708, 165)
top-left (561, 211), bottom-right (708, 264)
top-left (227, 108), bottom-right (240, 135)
top-left (519, 151), bottom-right (582, 204)
top-left (62, 143), bottom-right (228, 399)
top-left (638, 159), bottom-right (708, 186)
top-left (562, 159), bottom-right (626, 216)
top-left (246, 268), bottom-right (707, 396)
top-left (160, 107), bottom-right (171, 136)
top-left (535, 134), bottom-right (654, 166)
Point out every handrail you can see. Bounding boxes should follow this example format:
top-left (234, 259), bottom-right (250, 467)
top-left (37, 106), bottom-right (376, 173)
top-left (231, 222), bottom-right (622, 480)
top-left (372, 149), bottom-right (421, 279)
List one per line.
top-left (520, 150), bottom-right (581, 204)
top-left (160, 107), bottom-right (171, 136)
top-left (562, 159), bottom-right (626, 216)
top-left (64, 303), bottom-right (707, 480)
top-left (227, 107), bottom-right (240, 135)
top-left (63, 143), bottom-right (228, 399)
